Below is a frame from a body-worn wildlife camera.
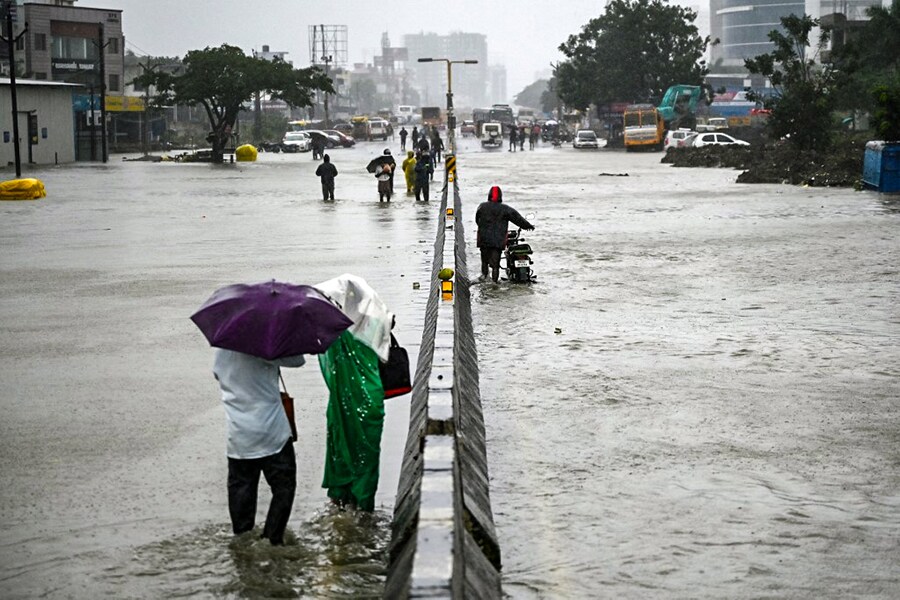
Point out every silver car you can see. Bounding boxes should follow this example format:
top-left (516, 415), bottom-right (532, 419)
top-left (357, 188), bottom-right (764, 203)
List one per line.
top-left (573, 129), bottom-right (599, 149)
top-left (282, 131), bottom-right (311, 152)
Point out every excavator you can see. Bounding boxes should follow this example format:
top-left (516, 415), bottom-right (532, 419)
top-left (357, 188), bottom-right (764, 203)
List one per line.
top-left (624, 85), bottom-right (703, 151)
top-left (656, 84), bottom-right (702, 130)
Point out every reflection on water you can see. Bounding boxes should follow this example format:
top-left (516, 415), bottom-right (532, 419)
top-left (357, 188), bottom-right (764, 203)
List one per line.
top-left (106, 508), bottom-right (389, 598)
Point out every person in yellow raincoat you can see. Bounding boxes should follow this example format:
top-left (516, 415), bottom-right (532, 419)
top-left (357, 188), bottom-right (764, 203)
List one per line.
top-left (401, 150), bottom-right (417, 195)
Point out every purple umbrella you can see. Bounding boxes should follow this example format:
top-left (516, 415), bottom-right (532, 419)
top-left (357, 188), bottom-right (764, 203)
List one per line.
top-left (190, 280), bottom-right (353, 360)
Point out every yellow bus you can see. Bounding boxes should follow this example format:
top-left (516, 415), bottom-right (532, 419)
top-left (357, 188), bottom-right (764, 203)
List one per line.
top-left (623, 104), bottom-right (664, 151)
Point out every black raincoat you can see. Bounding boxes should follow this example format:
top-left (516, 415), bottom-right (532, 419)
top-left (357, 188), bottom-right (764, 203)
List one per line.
top-left (475, 199), bottom-right (533, 249)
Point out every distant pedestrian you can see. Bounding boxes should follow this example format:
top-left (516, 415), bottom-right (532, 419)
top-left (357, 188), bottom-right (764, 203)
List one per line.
top-left (508, 126), bottom-right (517, 152)
top-left (411, 126), bottom-right (419, 149)
top-left (311, 135), bottom-right (325, 160)
top-left (414, 151), bottom-right (433, 202)
top-left (376, 162), bottom-right (393, 202)
top-left (382, 148), bottom-right (396, 193)
top-left (417, 135), bottom-right (430, 155)
top-left (402, 150), bottom-right (417, 194)
top-left (519, 125), bottom-right (526, 150)
top-left (315, 154), bottom-right (338, 201)
top-left (399, 127), bottom-right (408, 151)
top-left (431, 131), bottom-right (444, 164)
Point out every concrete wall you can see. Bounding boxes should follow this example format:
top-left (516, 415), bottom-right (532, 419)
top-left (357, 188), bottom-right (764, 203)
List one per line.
top-left (384, 175), bottom-right (502, 598)
top-left (1, 81), bottom-right (77, 167)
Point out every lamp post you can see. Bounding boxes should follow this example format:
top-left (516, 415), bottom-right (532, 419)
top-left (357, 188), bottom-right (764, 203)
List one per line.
top-left (417, 57), bottom-right (477, 156)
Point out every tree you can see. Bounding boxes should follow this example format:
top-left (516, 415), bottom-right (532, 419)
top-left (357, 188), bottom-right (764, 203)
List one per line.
top-left (136, 44), bottom-right (332, 162)
top-left (745, 14), bottom-right (837, 151)
top-left (832, 2), bottom-right (900, 119)
top-left (350, 78), bottom-right (378, 114)
top-left (556, 0), bottom-right (710, 110)
top-left (514, 79), bottom-right (550, 110)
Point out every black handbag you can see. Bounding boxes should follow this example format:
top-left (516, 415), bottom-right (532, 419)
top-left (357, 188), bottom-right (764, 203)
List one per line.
top-left (379, 334), bottom-right (412, 398)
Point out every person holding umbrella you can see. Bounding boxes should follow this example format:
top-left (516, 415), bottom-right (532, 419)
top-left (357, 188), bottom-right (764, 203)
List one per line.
top-left (314, 274), bottom-right (395, 512)
top-left (191, 281), bottom-right (353, 544)
top-left (365, 149), bottom-right (397, 197)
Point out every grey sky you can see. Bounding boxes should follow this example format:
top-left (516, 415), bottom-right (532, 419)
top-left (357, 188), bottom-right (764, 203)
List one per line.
top-left (78, 0), bottom-right (709, 102)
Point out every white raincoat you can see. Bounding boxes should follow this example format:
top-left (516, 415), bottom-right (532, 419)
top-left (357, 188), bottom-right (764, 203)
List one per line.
top-left (314, 274), bottom-right (393, 362)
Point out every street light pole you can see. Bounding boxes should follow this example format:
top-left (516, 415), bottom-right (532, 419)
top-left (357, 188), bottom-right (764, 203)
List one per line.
top-left (417, 57), bottom-right (477, 156)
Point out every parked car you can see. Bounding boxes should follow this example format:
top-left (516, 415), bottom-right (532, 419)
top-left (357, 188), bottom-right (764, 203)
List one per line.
top-left (305, 130), bottom-right (342, 149)
top-left (323, 129), bottom-right (356, 147)
top-left (281, 131), bottom-right (311, 152)
top-left (573, 129), bottom-right (600, 149)
top-left (691, 132), bottom-right (750, 147)
top-left (460, 120), bottom-right (476, 137)
top-left (696, 117), bottom-right (729, 132)
top-left (665, 128), bottom-right (697, 149)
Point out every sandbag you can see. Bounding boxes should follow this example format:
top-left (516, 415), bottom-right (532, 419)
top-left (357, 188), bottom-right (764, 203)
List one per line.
top-left (0, 178), bottom-right (46, 200)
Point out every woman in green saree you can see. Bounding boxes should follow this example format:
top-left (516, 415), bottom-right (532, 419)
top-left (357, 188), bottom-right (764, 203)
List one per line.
top-left (315, 275), bottom-right (393, 511)
top-left (318, 330), bottom-right (385, 511)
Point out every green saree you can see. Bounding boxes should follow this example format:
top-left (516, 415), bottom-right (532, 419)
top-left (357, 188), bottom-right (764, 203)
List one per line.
top-left (318, 330), bottom-right (385, 511)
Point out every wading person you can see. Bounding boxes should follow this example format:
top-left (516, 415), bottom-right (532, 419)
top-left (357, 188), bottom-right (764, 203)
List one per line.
top-left (315, 153), bottom-right (337, 201)
top-left (375, 162), bottom-right (393, 202)
top-left (315, 275), bottom-right (393, 512)
top-left (414, 150), bottom-right (433, 202)
top-left (475, 185), bottom-right (534, 282)
top-left (212, 350), bottom-right (306, 545)
top-left (508, 125), bottom-right (517, 152)
top-left (402, 150), bottom-right (417, 195)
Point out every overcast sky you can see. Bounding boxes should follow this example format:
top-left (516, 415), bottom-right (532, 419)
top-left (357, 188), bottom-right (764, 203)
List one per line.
top-left (78, 0), bottom-right (709, 102)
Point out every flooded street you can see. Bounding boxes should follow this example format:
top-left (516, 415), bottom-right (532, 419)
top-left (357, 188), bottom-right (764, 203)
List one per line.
top-left (0, 137), bottom-right (898, 598)
top-left (0, 145), bottom-right (435, 598)
top-left (459, 139), bottom-right (900, 598)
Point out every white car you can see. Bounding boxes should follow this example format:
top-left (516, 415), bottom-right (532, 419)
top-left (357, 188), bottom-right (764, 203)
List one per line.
top-left (691, 132), bottom-right (750, 147)
top-left (665, 128), bottom-right (696, 149)
top-left (368, 119), bottom-right (389, 141)
top-left (281, 131), bottom-right (311, 152)
top-left (573, 129), bottom-right (599, 149)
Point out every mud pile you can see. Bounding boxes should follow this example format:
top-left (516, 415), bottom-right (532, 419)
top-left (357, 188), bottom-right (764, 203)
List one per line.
top-left (662, 138), bottom-right (866, 188)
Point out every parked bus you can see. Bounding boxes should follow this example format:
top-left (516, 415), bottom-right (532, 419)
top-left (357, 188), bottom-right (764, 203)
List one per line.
top-left (623, 104), bottom-right (664, 151)
top-left (397, 105), bottom-right (416, 124)
top-left (473, 104), bottom-right (516, 136)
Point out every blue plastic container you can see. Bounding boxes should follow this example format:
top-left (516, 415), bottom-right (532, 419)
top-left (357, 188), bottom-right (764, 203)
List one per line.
top-left (863, 141), bottom-right (900, 193)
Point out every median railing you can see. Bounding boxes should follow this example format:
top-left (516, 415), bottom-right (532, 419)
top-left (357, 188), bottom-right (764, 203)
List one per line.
top-left (384, 163), bottom-right (502, 598)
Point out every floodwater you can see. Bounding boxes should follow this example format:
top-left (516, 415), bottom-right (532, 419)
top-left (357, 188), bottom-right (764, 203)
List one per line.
top-left (0, 143), bottom-right (436, 598)
top-left (459, 139), bottom-right (900, 598)
top-left (1, 136), bottom-right (897, 598)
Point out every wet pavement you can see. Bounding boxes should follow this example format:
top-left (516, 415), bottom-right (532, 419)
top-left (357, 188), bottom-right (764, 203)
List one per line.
top-left (1, 137), bottom-right (898, 598)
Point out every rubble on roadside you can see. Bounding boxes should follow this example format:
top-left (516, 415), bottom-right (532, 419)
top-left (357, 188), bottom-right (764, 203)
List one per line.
top-left (661, 138), bottom-right (866, 188)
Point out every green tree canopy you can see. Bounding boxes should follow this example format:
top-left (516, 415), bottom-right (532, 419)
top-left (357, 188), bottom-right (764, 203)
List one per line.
top-left (556, 0), bottom-right (710, 110)
top-left (832, 1), bottom-right (900, 122)
top-left (514, 79), bottom-right (550, 110)
top-left (745, 14), bottom-right (837, 150)
top-left (136, 44), bottom-right (333, 162)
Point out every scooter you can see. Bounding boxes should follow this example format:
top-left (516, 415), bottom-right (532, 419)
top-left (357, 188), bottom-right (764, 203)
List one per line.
top-left (502, 216), bottom-right (536, 283)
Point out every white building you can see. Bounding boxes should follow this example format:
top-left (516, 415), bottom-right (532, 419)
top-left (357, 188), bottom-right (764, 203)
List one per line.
top-left (1, 78), bottom-right (79, 167)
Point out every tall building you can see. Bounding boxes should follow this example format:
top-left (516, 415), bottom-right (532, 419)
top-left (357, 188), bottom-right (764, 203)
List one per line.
top-left (489, 65), bottom-right (507, 105)
top-left (708, 0), bottom-right (884, 89)
top-left (403, 31), bottom-right (488, 109)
